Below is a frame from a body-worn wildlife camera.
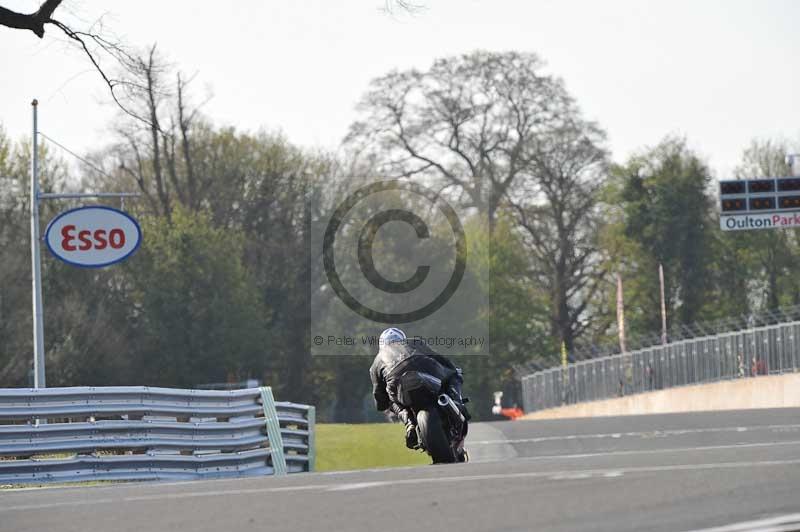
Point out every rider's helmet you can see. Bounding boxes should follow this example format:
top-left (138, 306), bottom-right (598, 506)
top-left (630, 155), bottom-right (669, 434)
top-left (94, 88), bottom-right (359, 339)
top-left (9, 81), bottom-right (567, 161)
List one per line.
top-left (379, 327), bottom-right (407, 346)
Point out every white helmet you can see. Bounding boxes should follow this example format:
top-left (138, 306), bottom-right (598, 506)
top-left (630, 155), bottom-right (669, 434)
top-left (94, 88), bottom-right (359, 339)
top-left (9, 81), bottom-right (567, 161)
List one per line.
top-left (379, 327), bottom-right (407, 346)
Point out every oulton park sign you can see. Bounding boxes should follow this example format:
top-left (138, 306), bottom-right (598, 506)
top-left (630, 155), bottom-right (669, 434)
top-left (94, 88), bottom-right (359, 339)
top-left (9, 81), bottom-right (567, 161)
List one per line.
top-left (720, 211), bottom-right (800, 232)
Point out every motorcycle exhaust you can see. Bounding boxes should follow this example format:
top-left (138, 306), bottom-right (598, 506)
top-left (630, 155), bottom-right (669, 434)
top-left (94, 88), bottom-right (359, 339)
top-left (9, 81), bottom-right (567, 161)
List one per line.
top-left (438, 394), bottom-right (465, 424)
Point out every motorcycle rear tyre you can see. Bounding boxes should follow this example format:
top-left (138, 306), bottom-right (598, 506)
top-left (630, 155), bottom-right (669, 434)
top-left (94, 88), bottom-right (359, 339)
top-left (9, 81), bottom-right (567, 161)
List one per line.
top-left (417, 408), bottom-right (456, 464)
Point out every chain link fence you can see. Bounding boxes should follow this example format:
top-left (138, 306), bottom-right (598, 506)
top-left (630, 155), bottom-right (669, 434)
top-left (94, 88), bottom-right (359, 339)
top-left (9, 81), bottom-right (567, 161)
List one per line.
top-left (514, 305), bottom-right (800, 378)
top-left (521, 320), bottom-right (800, 413)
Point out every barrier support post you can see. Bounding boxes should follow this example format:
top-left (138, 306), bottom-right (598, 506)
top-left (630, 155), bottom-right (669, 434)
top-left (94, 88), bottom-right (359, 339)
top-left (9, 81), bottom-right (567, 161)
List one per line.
top-left (259, 386), bottom-right (287, 476)
top-left (307, 406), bottom-right (316, 472)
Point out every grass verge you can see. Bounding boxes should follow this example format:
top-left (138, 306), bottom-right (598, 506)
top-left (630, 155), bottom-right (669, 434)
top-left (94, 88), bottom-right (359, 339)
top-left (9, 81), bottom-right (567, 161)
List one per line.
top-left (315, 423), bottom-right (430, 472)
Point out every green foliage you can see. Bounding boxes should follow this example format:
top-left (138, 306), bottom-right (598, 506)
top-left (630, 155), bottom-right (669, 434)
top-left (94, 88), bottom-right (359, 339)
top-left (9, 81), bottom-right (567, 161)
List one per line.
top-left (463, 215), bottom-right (551, 406)
top-left (609, 137), bottom-right (716, 332)
top-left (725, 139), bottom-right (800, 311)
top-left (124, 207), bottom-right (267, 387)
top-left (0, 129), bottom-right (71, 385)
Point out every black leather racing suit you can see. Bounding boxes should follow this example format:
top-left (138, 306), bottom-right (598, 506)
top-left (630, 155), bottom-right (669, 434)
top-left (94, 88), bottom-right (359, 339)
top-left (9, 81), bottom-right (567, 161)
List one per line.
top-left (369, 338), bottom-right (462, 417)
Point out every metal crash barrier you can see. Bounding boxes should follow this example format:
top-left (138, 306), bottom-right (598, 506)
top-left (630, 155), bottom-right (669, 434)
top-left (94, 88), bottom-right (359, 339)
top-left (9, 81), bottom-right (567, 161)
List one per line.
top-left (0, 386), bottom-right (315, 484)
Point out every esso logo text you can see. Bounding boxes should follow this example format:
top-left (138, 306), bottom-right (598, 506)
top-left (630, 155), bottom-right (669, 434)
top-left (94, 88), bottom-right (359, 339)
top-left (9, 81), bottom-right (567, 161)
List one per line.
top-left (45, 206), bottom-right (142, 268)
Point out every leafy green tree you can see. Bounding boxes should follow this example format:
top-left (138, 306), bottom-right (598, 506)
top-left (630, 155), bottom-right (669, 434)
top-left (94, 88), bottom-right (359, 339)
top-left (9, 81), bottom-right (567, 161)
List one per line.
top-left (465, 215), bottom-right (551, 411)
top-left (0, 128), bottom-right (71, 386)
top-left (610, 137), bottom-right (716, 334)
top-left (40, 264), bottom-right (133, 386)
top-left (0, 128), bottom-right (31, 385)
top-left (728, 139), bottom-right (797, 311)
top-left (93, 116), bottom-right (337, 402)
top-left (124, 207), bottom-right (267, 387)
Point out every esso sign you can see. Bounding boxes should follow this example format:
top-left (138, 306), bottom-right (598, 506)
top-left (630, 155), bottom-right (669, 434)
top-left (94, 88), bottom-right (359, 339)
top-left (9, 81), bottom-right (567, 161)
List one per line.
top-left (45, 206), bottom-right (142, 268)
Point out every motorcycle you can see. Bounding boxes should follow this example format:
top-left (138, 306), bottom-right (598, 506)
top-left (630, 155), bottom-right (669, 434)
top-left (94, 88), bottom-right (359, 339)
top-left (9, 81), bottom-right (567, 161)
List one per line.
top-left (397, 369), bottom-right (470, 464)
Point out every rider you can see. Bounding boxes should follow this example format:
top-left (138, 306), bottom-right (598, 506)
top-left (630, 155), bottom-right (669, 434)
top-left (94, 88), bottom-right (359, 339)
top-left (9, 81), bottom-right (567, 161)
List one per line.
top-left (369, 327), bottom-right (468, 449)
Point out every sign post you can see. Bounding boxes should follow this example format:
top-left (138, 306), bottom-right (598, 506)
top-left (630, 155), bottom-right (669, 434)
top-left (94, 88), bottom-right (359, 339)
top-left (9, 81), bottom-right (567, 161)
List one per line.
top-left (30, 100), bottom-right (45, 388)
top-left (28, 100), bottom-right (140, 387)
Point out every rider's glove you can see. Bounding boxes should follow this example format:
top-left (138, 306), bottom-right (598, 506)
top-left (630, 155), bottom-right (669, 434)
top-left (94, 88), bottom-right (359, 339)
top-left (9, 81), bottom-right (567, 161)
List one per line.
top-left (397, 409), bottom-right (418, 449)
top-left (397, 409), bottom-right (410, 425)
top-left (404, 422), bottom-right (418, 449)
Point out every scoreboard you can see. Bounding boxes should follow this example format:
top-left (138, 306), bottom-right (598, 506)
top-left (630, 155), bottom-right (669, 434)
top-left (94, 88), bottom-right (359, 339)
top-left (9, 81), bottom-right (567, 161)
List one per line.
top-left (719, 178), bottom-right (800, 231)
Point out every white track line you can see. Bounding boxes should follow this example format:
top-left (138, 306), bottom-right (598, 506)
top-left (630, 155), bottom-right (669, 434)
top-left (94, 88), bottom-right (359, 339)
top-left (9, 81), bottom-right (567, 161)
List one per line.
top-left (4, 457), bottom-right (800, 511)
top-left (467, 423), bottom-right (800, 446)
top-left (315, 458), bottom-right (800, 492)
top-left (685, 513), bottom-right (800, 532)
top-left (512, 439), bottom-right (800, 462)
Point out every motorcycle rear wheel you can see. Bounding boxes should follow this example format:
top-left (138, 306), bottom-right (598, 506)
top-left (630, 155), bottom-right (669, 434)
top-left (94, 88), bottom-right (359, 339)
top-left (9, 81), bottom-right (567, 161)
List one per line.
top-left (417, 408), bottom-right (456, 464)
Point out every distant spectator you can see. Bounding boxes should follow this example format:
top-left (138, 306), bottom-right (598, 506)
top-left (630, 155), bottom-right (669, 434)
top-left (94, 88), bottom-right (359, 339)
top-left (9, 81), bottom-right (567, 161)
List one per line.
top-left (737, 353), bottom-right (745, 378)
top-left (752, 356), bottom-right (767, 376)
top-left (645, 364), bottom-right (655, 390)
top-left (624, 364), bottom-right (634, 394)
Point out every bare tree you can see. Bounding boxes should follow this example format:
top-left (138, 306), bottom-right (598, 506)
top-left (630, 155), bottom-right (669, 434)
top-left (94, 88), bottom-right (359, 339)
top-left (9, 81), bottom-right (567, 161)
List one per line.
top-left (0, 1), bottom-right (156, 124)
top-left (1, 1), bottom-right (422, 124)
top-left (346, 51), bottom-right (575, 225)
top-left (0, 0), bottom-right (62, 38)
top-left (510, 117), bottom-right (609, 352)
top-left (348, 50), bottom-right (610, 350)
top-left (106, 46), bottom-right (208, 219)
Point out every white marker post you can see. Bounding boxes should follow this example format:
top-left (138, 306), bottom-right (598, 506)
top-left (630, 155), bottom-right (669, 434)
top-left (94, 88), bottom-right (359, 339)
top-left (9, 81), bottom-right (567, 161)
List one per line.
top-left (28, 100), bottom-right (139, 388)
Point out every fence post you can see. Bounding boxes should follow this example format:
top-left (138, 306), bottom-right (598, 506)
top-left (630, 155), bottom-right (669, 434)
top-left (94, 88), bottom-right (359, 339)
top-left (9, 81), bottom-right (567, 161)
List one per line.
top-left (259, 386), bottom-right (287, 476)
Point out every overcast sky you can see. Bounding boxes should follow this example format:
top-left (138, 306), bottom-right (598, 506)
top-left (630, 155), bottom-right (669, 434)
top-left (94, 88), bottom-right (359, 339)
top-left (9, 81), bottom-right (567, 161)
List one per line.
top-left (1, 0), bottom-right (798, 177)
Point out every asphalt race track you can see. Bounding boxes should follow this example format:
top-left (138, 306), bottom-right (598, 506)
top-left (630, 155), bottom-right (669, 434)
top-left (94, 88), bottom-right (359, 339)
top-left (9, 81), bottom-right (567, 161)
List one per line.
top-left (4, 408), bottom-right (800, 532)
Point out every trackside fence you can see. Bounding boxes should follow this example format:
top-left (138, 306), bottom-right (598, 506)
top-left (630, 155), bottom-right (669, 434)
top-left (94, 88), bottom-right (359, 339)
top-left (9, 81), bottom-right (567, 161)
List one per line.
top-left (0, 386), bottom-right (315, 484)
top-left (521, 320), bottom-right (800, 413)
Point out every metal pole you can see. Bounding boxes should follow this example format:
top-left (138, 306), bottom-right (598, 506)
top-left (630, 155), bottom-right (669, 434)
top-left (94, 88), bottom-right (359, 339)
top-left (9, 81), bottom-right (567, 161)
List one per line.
top-left (659, 263), bottom-right (667, 345)
top-left (30, 99), bottom-right (46, 388)
top-left (38, 192), bottom-right (141, 199)
top-left (616, 273), bottom-right (626, 353)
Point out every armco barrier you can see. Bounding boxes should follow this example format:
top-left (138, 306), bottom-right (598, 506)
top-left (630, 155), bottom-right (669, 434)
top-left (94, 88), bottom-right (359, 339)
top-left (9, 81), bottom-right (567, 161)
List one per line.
top-left (0, 386), bottom-right (315, 484)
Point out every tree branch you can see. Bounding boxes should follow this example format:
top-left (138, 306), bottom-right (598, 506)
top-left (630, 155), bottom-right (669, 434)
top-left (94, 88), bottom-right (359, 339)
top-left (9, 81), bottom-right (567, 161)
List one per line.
top-left (0, 0), bottom-right (62, 38)
top-left (0, 1), bottom-right (155, 127)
